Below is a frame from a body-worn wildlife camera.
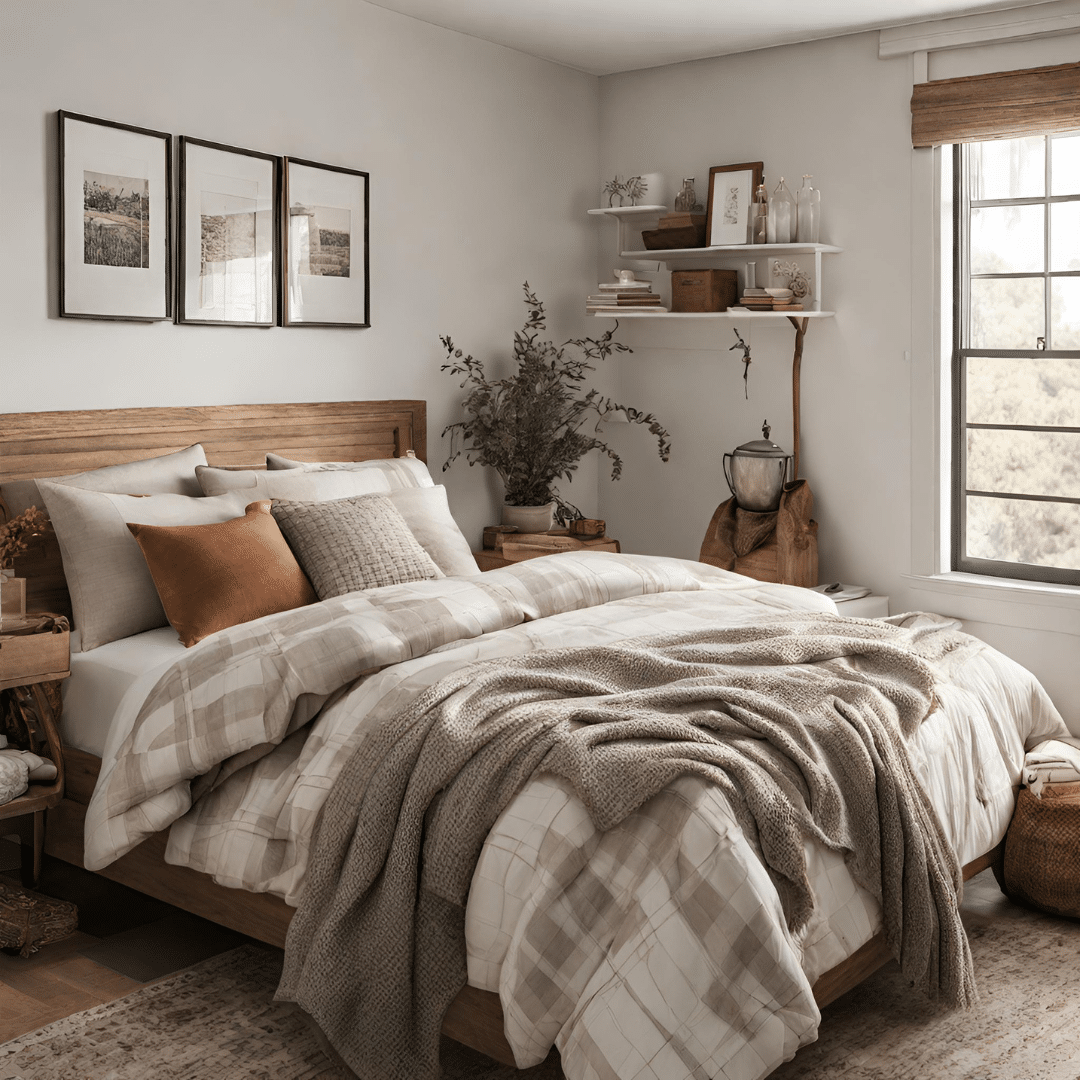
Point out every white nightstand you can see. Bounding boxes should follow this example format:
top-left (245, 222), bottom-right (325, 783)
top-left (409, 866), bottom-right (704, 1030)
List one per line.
top-left (833, 594), bottom-right (889, 619)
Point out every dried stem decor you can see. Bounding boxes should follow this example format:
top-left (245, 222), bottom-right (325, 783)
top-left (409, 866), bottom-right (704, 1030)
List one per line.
top-left (441, 284), bottom-right (671, 522)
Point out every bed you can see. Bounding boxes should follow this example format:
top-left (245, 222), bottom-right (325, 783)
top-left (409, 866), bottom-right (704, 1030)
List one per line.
top-left (0, 400), bottom-right (1068, 1080)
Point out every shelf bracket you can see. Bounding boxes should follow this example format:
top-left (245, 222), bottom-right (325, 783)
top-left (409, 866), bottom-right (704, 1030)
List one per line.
top-left (787, 316), bottom-right (809, 480)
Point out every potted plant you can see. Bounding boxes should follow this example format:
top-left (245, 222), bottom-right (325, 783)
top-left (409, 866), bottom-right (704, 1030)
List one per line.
top-left (441, 283), bottom-right (671, 529)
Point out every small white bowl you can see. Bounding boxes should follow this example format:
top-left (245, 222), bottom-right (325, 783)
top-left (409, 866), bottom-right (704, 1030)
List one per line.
top-left (764, 288), bottom-right (793, 298)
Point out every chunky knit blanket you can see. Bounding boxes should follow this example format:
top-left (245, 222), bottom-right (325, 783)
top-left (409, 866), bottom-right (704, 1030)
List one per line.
top-left (278, 615), bottom-right (976, 1080)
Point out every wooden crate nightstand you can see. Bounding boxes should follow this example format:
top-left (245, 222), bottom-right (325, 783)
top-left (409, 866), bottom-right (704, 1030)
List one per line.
top-left (0, 616), bottom-right (71, 888)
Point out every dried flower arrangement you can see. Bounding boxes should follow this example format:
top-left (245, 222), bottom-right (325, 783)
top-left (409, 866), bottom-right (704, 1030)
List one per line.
top-left (0, 506), bottom-right (50, 572)
top-left (441, 283), bottom-right (671, 523)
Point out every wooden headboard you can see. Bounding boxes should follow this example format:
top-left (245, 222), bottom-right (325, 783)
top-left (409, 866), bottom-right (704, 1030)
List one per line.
top-left (0, 400), bottom-right (427, 619)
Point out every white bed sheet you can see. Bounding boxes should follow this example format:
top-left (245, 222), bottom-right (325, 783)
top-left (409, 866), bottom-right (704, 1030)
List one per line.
top-left (61, 626), bottom-right (187, 756)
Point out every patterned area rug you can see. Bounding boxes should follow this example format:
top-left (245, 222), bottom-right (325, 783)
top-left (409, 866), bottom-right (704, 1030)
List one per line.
top-left (0, 905), bottom-right (1076, 1080)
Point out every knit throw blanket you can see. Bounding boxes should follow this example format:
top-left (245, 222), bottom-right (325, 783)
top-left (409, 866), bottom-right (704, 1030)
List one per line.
top-left (278, 615), bottom-right (977, 1079)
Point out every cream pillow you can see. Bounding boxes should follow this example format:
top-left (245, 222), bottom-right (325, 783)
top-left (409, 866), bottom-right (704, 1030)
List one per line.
top-left (196, 465), bottom-right (392, 500)
top-left (1, 444), bottom-right (207, 516)
top-left (38, 481), bottom-right (251, 651)
top-left (265, 452), bottom-right (434, 489)
top-left (388, 486), bottom-right (479, 577)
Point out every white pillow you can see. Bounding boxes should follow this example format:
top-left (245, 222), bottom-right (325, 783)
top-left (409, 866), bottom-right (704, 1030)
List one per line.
top-left (38, 482), bottom-right (251, 651)
top-left (1, 444), bottom-right (207, 516)
top-left (265, 452), bottom-right (434, 489)
top-left (195, 465), bottom-right (392, 500)
top-left (388, 486), bottom-right (479, 577)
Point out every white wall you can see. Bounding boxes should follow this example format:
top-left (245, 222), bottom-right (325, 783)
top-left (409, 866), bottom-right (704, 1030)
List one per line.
top-left (0, 0), bottom-right (600, 543)
top-left (597, 31), bottom-right (1079, 731)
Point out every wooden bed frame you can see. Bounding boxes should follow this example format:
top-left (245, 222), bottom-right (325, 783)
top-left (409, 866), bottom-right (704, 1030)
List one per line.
top-left (0, 401), bottom-right (1005, 1068)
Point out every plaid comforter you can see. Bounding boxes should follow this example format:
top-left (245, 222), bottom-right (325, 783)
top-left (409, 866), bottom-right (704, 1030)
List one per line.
top-left (83, 553), bottom-right (1069, 1080)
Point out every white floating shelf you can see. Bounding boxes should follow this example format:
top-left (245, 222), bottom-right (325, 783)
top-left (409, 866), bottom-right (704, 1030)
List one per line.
top-left (620, 242), bottom-right (842, 261)
top-left (587, 205), bottom-right (667, 217)
top-left (587, 310), bottom-right (835, 320)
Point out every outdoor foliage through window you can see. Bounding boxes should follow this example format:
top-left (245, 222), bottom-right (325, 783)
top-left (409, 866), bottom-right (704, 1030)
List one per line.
top-left (954, 133), bottom-right (1080, 584)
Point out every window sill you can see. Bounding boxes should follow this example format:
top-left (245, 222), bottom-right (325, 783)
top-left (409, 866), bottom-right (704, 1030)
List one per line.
top-left (900, 572), bottom-right (1080, 637)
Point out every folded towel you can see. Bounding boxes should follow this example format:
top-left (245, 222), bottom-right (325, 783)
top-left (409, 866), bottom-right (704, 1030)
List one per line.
top-left (1024, 737), bottom-right (1080, 796)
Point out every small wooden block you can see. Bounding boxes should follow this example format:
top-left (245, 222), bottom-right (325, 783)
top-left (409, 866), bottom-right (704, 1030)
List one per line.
top-left (482, 525), bottom-right (518, 551)
top-left (569, 518), bottom-right (605, 538)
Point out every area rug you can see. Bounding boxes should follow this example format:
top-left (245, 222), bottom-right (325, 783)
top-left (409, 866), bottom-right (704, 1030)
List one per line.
top-left (0, 942), bottom-right (560, 1080)
top-left (0, 906), bottom-right (1076, 1080)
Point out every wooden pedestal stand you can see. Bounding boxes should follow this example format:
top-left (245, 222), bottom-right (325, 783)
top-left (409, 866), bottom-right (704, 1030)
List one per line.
top-left (700, 316), bottom-right (818, 587)
top-left (700, 479), bottom-right (818, 588)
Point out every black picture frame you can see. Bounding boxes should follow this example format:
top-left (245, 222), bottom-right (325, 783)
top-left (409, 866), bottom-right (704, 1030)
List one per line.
top-left (177, 137), bottom-right (279, 327)
top-left (282, 157), bottom-right (369, 327)
top-left (58, 110), bottom-right (172, 321)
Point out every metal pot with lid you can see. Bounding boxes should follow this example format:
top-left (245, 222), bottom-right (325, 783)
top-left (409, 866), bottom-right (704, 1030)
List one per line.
top-left (722, 421), bottom-right (793, 513)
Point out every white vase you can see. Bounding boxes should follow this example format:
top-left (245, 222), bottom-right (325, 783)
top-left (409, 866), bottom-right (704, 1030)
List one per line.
top-left (502, 502), bottom-right (555, 533)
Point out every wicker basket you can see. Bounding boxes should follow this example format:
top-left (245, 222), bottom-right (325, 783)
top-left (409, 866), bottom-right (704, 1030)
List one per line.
top-left (1003, 783), bottom-right (1080, 918)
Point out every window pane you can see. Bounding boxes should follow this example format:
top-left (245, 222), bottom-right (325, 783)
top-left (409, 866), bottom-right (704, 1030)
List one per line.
top-left (1051, 134), bottom-right (1080, 197)
top-left (969, 277), bottom-right (1043, 349)
top-left (967, 356), bottom-right (1080, 426)
top-left (968, 136), bottom-right (1044, 200)
top-left (1050, 202), bottom-right (1080, 272)
top-left (970, 204), bottom-right (1044, 274)
top-left (967, 429), bottom-right (1080, 499)
top-left (1051, 277), bottom-right (1080, 350)
top-left (966, 495), bottom-right (1080, 571)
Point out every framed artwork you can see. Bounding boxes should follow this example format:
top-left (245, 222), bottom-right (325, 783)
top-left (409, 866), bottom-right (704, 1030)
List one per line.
top-left (58, 111), bottom-right (172, 321)
top-left (177, 137), bottom-right (278, 326)
top-left (282, 158), bottom-right (369, 327)
top-left (705, 161), bottom-right (764, 247)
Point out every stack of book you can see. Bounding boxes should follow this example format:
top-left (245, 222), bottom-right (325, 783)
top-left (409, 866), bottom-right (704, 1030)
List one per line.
top-left (736, 287), bottom-right (803, 312)
top-left (586, 277), bottom-right (667, 314)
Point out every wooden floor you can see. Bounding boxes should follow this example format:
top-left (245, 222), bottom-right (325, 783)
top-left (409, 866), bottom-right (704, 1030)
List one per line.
top-left (0, 841), bottom-right (248, 1043)
top-left (0, 836), bottom-right (1028, 1048)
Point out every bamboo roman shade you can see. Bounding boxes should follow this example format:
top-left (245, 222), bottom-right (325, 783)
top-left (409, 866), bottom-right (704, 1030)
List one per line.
top-left (911, 61), bottom-right (1080, 147)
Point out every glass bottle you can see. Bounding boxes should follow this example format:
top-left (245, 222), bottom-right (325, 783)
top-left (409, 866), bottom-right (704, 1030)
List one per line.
top-left (751, 179), bottom-right (768, 244)
top-left (674, 177), bottom-right (699, 213)
top-left (767, 177), bottom-right (794, 244)
top-left (796, 175), bottom-right (821, 243)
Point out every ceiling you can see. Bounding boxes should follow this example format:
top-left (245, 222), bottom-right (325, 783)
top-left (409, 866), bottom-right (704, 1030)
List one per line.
top-left (362, 0), bottom-right (1050, 74)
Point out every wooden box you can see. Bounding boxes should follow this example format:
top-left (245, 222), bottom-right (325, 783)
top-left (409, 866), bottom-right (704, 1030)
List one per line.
top-left (671, 269), bottom-right (738, 312)
top-left (0, 628), bottom-right (70, 687)
top-left (0, 577), bottom-right (26, 617)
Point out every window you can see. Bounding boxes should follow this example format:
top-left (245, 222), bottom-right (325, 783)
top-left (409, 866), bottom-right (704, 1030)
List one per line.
top-left (951, 132), bottom-right (1080, 585)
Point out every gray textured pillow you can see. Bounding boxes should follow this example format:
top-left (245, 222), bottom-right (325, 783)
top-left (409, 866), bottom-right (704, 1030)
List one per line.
top-left (271, 495), bottom-right (443, 599)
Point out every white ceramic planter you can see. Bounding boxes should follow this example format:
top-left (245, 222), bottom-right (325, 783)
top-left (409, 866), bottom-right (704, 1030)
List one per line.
top-left (501, 502), bottom-right (555, 533)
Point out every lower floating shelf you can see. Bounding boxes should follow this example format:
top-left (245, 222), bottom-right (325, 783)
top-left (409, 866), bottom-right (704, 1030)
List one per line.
top-left (587, 310), bottom-right (834, 319)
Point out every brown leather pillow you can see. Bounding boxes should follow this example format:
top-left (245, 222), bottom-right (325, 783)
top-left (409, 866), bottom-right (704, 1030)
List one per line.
top-left (127, 501), bottom-right (317, 647)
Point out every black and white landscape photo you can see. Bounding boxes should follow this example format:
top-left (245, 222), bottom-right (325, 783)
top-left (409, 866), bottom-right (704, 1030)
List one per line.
top-left (82, 170), bottom-right (149, 268)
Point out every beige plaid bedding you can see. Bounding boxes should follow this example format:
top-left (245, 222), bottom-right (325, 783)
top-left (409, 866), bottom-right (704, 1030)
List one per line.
top-left (83, 552), bottom-right (1069, 1080)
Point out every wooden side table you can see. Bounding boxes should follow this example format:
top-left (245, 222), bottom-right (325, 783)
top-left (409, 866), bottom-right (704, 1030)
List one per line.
top-left (0, 617), bottom-right (70, 888)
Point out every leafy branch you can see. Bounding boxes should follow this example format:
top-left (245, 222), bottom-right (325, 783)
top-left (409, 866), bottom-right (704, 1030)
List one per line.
top-left (441, 283), bottom-right (671, 524)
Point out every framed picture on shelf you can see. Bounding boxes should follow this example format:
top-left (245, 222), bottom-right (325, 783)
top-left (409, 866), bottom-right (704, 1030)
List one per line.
top-left (58, 111), bottom-right (172, 321)
top-left (705, 161), bottom-right (764, 247)
top-left (282, 158), bottom-right (369, 327)
top-left (177, 137), bottom-right (278, 326)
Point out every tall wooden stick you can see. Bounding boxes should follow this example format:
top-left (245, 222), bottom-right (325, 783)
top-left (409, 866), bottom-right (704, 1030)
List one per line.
top-left (787, 316), bottom-right (809, 480)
